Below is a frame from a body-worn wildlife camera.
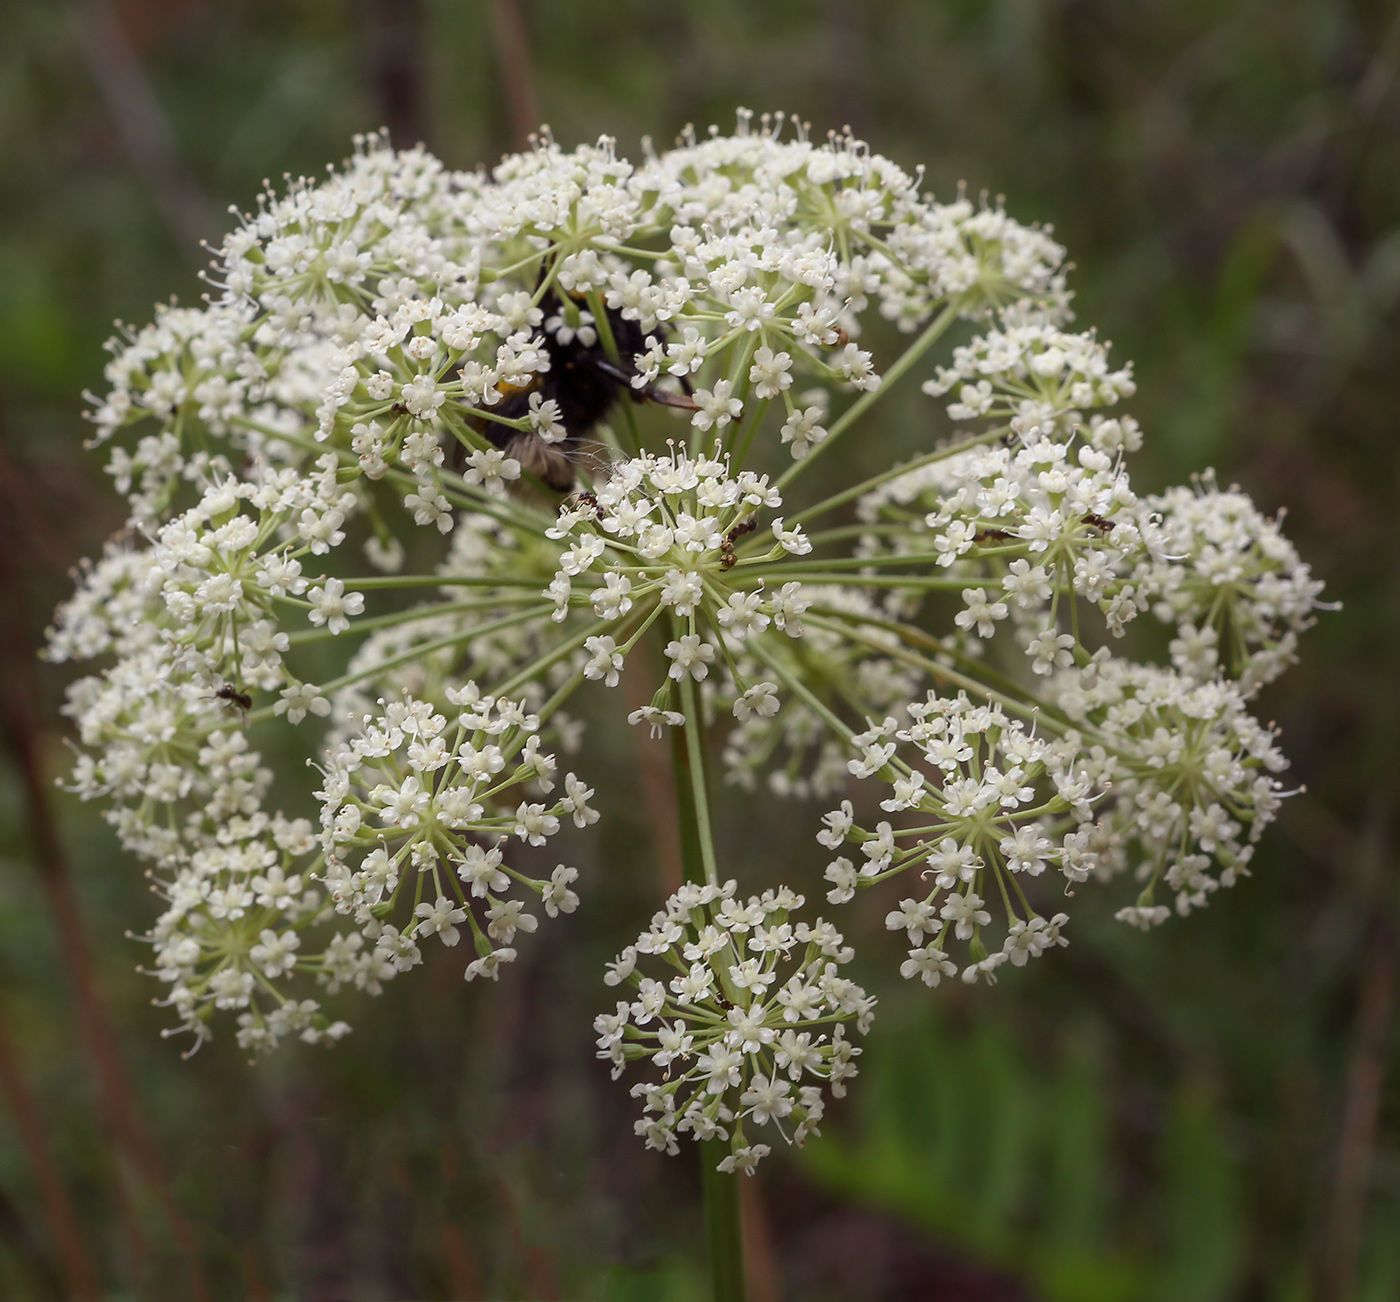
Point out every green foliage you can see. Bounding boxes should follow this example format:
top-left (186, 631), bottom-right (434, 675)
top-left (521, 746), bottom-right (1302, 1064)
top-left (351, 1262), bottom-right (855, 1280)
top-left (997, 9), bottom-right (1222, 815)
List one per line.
top-left (799, 1009), bottom-right (1241, 1301)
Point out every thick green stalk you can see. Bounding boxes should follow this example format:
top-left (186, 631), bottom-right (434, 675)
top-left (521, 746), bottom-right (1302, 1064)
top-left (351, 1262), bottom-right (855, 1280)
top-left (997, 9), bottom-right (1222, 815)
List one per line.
top-left (702, 1154), bottom-right (747, 1302)
top-left (668, 707), bottom-right (747, 1302)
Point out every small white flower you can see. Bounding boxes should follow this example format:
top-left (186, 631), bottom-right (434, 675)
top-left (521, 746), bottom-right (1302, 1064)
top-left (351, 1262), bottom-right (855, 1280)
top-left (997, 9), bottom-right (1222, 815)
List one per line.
top-left (1115, 904), bottom-right (1171, 930)
top-left (739, 1074), bottom-right (793, 1125)
top-left (940, 892), bottom-right (991, 940)
top-left (1002, 559), bottom-right (1053, 608)
top-left (780, 406), bottom-right (827, 459)
top-left (414, 896), bottom-right (467, 946)
top-left (627, 706), bottom-right (686, 738)
top-left (1027, 629), bottom-right (1076, 675)
top-left (770, 582), bottom-right (810, 636)
top-left (514, 802), bottom-right (559, 846)
top-left (464, 447), bottom-right (522, 491)
top-left (770, 517), bottom-right (812, 556)
top-left (899, 946), bottom-right (957, 988)
top-left (583, 635), bottom-right (624, 687)
top-left (692, 379), bottom-right (743, 431)
top-left (542, 864), bottom-right (580, 917)
top-left (664, 634), bottom-right (715, 682)
top-left (733, 682), bottom-right (779, 722)
top-left (716, 590), bottom-right (770, 640)
top-left (250, 928), bottom-right (300, 978)
top-left (590, 572), bottom-right (633, 619)
top-left (527, 393), bottom-right (568, 443)
top-left (274, 682), bottom-right (331, 724)
top-left (955, 587), bottom-right (1008, 638)
top-left (308, 577), bottom-right (365, 635)
top-left (660, 569), bottom-right (705, 615)
top-left (717, 1144), bottom-right (771, 1175)
top-left (748, 346), bottom-right (793, 399)
top-left (465, 948), bottom-right (517, 982)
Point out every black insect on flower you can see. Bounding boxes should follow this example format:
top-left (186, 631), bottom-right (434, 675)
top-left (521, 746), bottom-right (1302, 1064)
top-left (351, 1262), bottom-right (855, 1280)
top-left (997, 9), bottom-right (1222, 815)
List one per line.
top-left (470, 287), bottom-right (697, 491)
top-left (211, 683), bottom-right (253, 713)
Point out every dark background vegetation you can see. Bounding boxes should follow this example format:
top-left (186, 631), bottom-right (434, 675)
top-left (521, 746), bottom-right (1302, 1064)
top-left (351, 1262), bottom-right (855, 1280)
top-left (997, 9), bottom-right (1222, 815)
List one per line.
top-left (1, 1), bottom-right (1397, 1298)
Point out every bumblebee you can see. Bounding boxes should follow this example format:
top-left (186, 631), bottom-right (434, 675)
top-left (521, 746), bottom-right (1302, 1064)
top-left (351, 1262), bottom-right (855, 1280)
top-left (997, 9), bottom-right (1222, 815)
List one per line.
top-left (469, 287), bottom-right (696, 491)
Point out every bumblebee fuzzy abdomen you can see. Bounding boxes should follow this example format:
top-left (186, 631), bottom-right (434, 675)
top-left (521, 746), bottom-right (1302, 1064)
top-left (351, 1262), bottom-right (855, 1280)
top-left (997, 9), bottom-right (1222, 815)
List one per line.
top-left (468, 292), bottom-right (651, 491)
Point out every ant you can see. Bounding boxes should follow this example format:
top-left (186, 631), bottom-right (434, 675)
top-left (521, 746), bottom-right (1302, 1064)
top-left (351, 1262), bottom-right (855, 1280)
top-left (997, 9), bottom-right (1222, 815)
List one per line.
top-left (211, 683), bottom-right (253, 714)
top-left (1082, 512), bottom-right (1116, 533)
top-left (718, 517), bottom-right (758, 570)
top-left (973, 527), bottom-right (1012, 544)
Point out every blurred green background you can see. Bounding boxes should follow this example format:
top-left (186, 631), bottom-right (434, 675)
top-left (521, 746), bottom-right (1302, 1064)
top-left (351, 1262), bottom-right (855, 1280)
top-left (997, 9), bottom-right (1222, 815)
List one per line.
top-left (1, 1), bottom-right (1397, 1299)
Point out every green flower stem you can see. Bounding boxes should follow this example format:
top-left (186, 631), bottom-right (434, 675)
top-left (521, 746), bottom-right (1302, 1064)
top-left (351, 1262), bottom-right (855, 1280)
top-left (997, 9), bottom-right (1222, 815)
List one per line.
top-left (668, 688), bottom-right (746, 1302)
top-left (746, 639), bottom-right (859, 747)
top-left (800, 609), bottom-right (1072, 738)
top-left (729, 396), bottom-right (770, 470)
top-left (533, 665), bottom-right (587, 730)
top-left (678, 675), bottom-right (719, 888)
top-left (584, 288), bottom-right (641, 456)
top-left (702, 1152), bottom-right (747, 1302)
top-left (343, 574), bottom-right (549, 590)
top-left (737, 571), bottom-right (974, 591)
top-left (781, 427), bottom-right (1005, 529)
top-left (775, 299), bottom-right (960, 493)
top-left (795, 522), bottom-right (934, 547)
top-left (492, 614), bottom-right (610, 699)
top-left (239, 603), bottom-right (555, 727)
top-left (286, 594), bottom-right (543, 644)
top-left (748, 551), bottom-right (961, 573)
top-left (803, 603), bottom-right (1081, 732)
top-left (670, 724), bottom-right (704, 888)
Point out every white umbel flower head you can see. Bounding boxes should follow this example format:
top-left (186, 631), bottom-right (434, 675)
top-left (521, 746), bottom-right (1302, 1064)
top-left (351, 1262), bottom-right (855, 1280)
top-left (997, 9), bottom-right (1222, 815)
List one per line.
top-left (596, 879), bottom-right (871, 1172)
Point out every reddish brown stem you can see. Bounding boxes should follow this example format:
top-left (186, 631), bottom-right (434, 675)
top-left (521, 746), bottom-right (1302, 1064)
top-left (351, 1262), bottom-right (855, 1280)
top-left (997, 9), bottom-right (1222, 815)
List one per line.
top-left (1317, 915), bottom-right (1394, 1302)
top-left (0, 451), bottom-right (209, 1301)
top-left (740, 1173), bottom-right (779, 1302)
top-left (488, 0), bottom-right (542, 150)
top-left (361, 0), bottom-right (430, 147)
top-left (621, 660), bottom-right (684, 894)
top-left (0, 1001), bottom-right (102, 1302)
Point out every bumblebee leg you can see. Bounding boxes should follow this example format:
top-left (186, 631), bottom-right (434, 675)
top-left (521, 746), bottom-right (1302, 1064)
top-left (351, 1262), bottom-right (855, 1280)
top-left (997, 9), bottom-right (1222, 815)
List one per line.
top-left (639, 386), bottom-right (699, 412)
top-left (591, 357), bottom-right (636, 387)
top-left (593, 356), bottom-right (701, 412)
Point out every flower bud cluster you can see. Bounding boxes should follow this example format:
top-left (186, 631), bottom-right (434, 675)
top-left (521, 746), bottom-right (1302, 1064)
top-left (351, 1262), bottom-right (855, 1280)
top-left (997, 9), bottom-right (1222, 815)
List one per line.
top-left (596, 880), bottom-right (871, 1174)
top-left (1052, 658), bottom-right (1287, 924)
top-left (821, 695), bottom-right (1081, 984)
top-left (542, 447), bottom-right (815, 710)
top-left (923, 322), bottom-right (1136, 436)
top-left (51, 461), bottom-right (363, 721)
top-left (318, 688), bottom-right (590, 983)
top-left (52, 621), bottom-right (346, 1052)
top-left (861, 433), bottom-right (1150, 664)
top-left (1143, 473), bottom-right (1327, 691)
